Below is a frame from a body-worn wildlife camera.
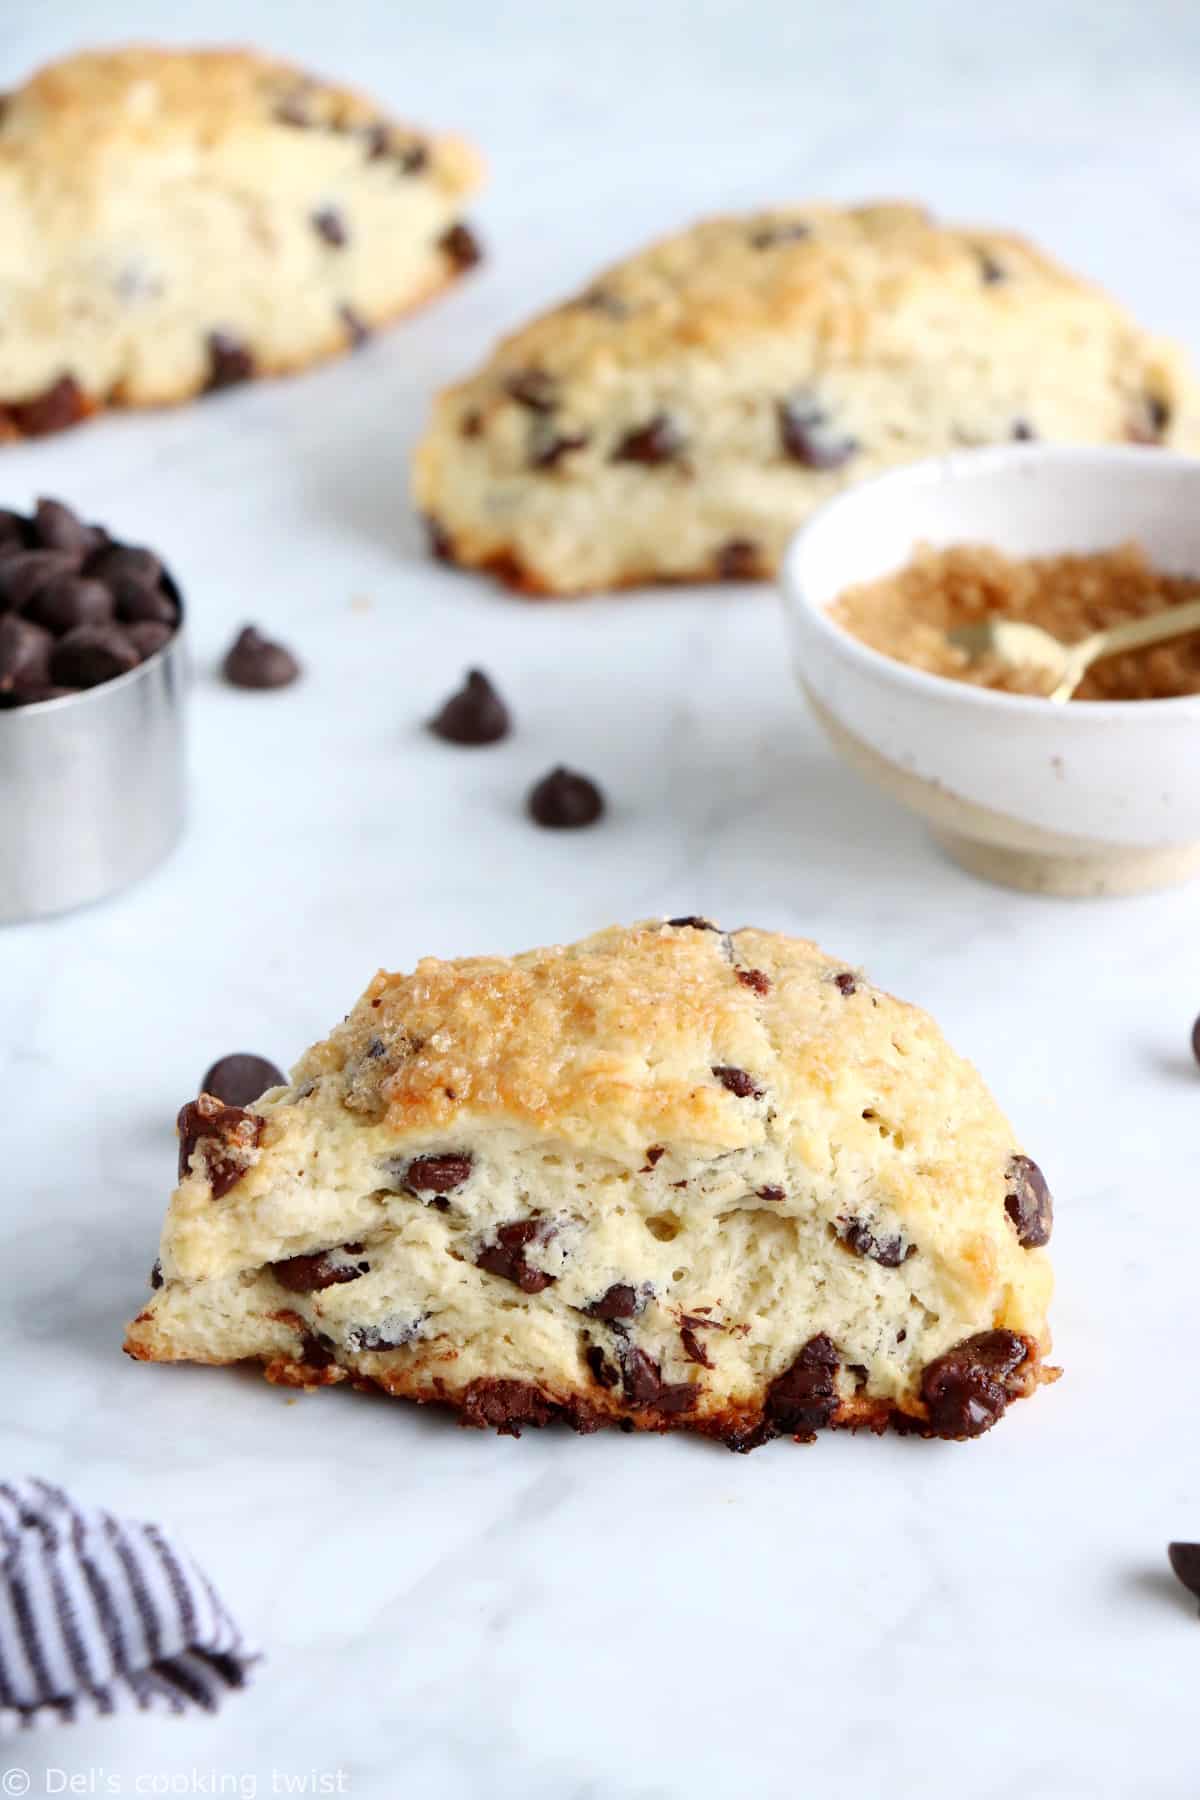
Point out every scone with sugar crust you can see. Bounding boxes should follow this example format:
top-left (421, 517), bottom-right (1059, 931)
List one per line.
top-left (413, 201), bottom-right (1200, 595)
top-left (125, 919), bottom-right (1056, 1448)
top-left (0, 46), bottom-right (483, 438)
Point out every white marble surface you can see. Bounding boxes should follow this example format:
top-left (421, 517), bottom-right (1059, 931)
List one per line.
top-left (1, 2), bottom-right (1199, 1794)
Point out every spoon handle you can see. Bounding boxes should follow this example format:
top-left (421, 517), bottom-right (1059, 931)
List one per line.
top-left (1078, 594), bottom-right (1200, 667)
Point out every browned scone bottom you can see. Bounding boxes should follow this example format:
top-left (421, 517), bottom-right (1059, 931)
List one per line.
top-left (125, 921), bottom-right (1056, 1449)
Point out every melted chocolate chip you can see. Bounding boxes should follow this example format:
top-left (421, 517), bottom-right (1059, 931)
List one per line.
top-left (176, 1096), bottom-right (263, 1199)
top-left (778, 395), bottom-right (857, 469)
top-left (736, 968), bottom-right (770, 995)
top-left (920, 1329), bottom-right (1028, 1438)
top-left (765, 1333), bottom-right (840, 1437)
top-left (475, 1219), bottom-right (556, 1293)
top-left (527, 766), bottom-right (605, 829)
top-left (611, 413), bottom-right (685, 465)
top-left (222, 626), bottom-right (301, 690)
top-left (272, 1247), bottom-right (369, 1292)
top-left (833, 972), bottom-right (857, 996)
top-left (712, 1065), bottom-right (763, 1099)
top-left (206, 332), bottom-right (255, 390)
top-left (23, 576), bottom-right (114, 635)
top-left (505, 370), bottom-right (558, 412)
top-left (312, 207), bottom-right (348, 248)
top-left (1168, 1543), bottom-right (1200, 1613)
top-left (347, 1316), bottom-right (423, 1352)
top-left (399, 143), bottom-right (429, 174)
top-left (668, 916), bottom-right (717, 931)
top-left (1011, 419), bottom-right (1037, 441)
top-left (405, 1153), bottom-right (473, 1194)
top-left (439, 223), bottom-right (483, 270)
top-left (837, 1217), bottom-right (913, 1268)
top-left (429, 668), bottom-right (511, 745)
top-left (585, 1283), bottom-right (643, 1321)
top-left (978, 251), bottom-right (1007, 284)
top-left (645, 1146), bottom-right (665, 1167)
top-left (619, 1345), bottom-right (695, 1412)
top-left (680, 1323), bottom-right (714, 1368)
top-left (1004, 1154), bottom-right (1053, 1247)
top-left (298, 1331), bottom-right (338, 1371)
top-left (1129, 394), bottom-right (1171, 444)
top-left (49, 623), bottom-right (139, 689)
top-left (5, 376), bottom-right (88, 438)
top-left (757, 1185), bottom-right (785, 1202)
top-left (530, 426), bottom-right (590, 469)
top-left (749, 221), bottom-right (811, 249)
top-left (715, 538), bottom-right (763, 580)
top-left (586, 1344), bottom-right (620, 1389)
top-left (459, 1378), bottom-right (561, 1436)
top-left (201, 1054), bottom-right (286, 1108)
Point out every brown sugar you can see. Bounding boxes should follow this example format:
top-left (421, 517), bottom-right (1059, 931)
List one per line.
top-left (829, 542), bottom-right (1200, 699)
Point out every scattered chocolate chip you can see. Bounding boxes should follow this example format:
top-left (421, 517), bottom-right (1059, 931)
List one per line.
top-left (715, 538), bottom-right (763, 580)
top-left (429, 668), bottom-right (511, 745)
top-left (5, 375), bottom-right (89, 438)
top-left (680, 1323), bottom-right (714, 1368)
top-left (778, 395), bottom-right (858, 469)
top-left (530, 426), bottom-right (590, 469)
top-left (32, 497), bottom-right (95, 555)
top-left (586, 1344), bottom-right (620, 1388)
top-left (49, 623), bottom-right (139, 689)
top-left (619, 1345), bottom-right (695, 1412)
top-left (1011, 419), bottom-right (1037, 441)
top-left (222, 625), bottom-right (301, 690)
top-left (757, 1185), bottom-right (785, 1202)
top-left (23, 576), bottom-right (114, 635)
top-left (585, 1283), bottom-right (643, 1321)
top-left (611, 413), bottom-right (685, 465)
top-left (439, 222), bottom-right (483, 270)
top-left (765, 1333), bottom-right (840, 1437)
top-left (749, 221), bottom-right (810, 249)
top-left (837, 1217), bottom-right (913, 1268)
top-left (736, 968), bottom-right (770, 995)
top-left (834, 972), bottom-right (857, 996)
top-left (176, 1095), bottom-right (263, 1199)
top-left (272, 1247), bottom-right (369, 1292)
top-left (978, 251), bottom-right (1007, 284)
top-left (1004, 1154), bottom-right (1053, 1248)
top-left (339, 304), bottom-right (370, 349)
top-left (405, 1153), bottom-right (473, 1194)
top-left (125, 620), bottom-right (173, 659)
top-left (527, 766), bottom-right (605, 829)
top-left (476, 1219), bottom-right (556, 1294)
top-left (504, 370), bottom-right (558, 412)
top-left (425, 516), bottom-right (455, 564)
top-left (668, 916), bottom-right (717, 931)
top-left (201, 1053), bottom-right (286, 1108)
top-left (206, 332), bottom-right (255, 391)
top-left (312, 207), bottom-right (348, 248)
top-left (149, 1259), bottom-right (164, 1290)
top-left (1168, 1543), bottom-right (1200, 1613)
top-left (712, 1065), bottom-right (763, 1099)
top-left (0, 552), bottom-right (80, 612)
top-left (0, 615), bottom-right (52, 692)
top-left (920, 1329), bottom-right (1028, 1438)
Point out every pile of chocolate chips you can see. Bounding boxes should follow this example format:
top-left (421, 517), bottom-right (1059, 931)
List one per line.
top-left (0, 497), bottom-right (181, 709)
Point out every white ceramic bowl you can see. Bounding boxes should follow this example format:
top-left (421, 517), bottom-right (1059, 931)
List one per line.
top-left (781, 445), bottom-right (1200, 896)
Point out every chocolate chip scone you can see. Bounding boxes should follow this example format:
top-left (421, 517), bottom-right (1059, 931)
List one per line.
top-left (0, 47), bottom-right (483, 438)
top-left (125, 920), bottom-right (1055, 1448)
top-left (412, 201), bottom-right (1200, 595)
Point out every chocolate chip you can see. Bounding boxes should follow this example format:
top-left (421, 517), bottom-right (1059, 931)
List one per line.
top-left (347, 1317), bottom-right (423, 1352)
top-left (32, 498), bottom-right (94, 555)
top-left (361, 122), bottom-right (390, 159)
top-left (1168, 1543), bottom-right (1200, 1613)
top-left (586, 1344), bottom-right (620, 1389)
top-left (0, 552), bottom-right (80, 612)
top-left (715, 538), bottom-right (763, 580)
top-left (833, 972), bottom-right (857, 996)
top-left (439, 223), bottom-right (483, 270)
top-left (222, 626), bottom-right (301, 690)
top-left (405, 1153), bottom-right (472, 1194)
top-left (749, 221), bottom-right (810, 249)
top-left (276, 94), bottom-right (313, 128)
top-left (399, 142), bottom-right (429, 174)
top-left (1192, 1013), bottom-right (1200, 1066)
top-left (611, 413), bottom-right (685, 465)
top-left (49, 624), bottom-right (139, 689)
top-left (298, 1331), bottom-right (338, 1371)
top-left (86, 544), bottom-right (162, 589)
top-left (1004, 1154), bottom-right (1053, 1248)
top-left (765, 1333), bottom-right (840, 1437)
top-left (425, 516), bottom-right (455, 564)
top-left (645, 1146), bottom-right (665, 1167)
top-left (576, 288), bottom-right (629, 318)
top-left (459, 410), bottom-right (482, 439)
top-left (475, 1219), bottom-right (556, 1293)
top-left (837, 1217), bottom-right (913, 1268)
top-left (5, 375), bottom-right (88, 437)
top-left (176, 1096), bottom-right (263, 1199)
top-left (201, 1053), bottom-right (286, 1108)
top-left (1129, 394), bottom-right (1171, 445)
top-left (312, 207), bottom-right (348, 248)
top-left (585, 1283), bottom-right (643, 1321)
top-left (339, 304), bottom-right (370, 349)
top-left (113, 580), bottom-right (177, 626)
top-left (429, 669), bottom-right (511, 745)
top-left (778, 395), bottom-right (858, 469)
top-left (0, 510), bottom-right (28, 549)
top-left (459, 1378), bottom-right (562, 1436)
top-left (150, 1259), bottom-right (164, 1290)
top-left (126, 621), bottom-right (173, 659)
top-left (680, 1323), bottom-right (714, 1368)
top-left (920, 1329), bottom-right (1028, 1438)
top-left (757, 1185), bottom-right (785, 1202)
top-left (23, 576), bottom-right (114, 635)
top-left (668, 916), bottom-right (717, 931)
top-left (206, 332), bottom-right (255, 391)
top-left (978, 251), bottom-right (1007, 284)
top-left (0, 615), bottom-right (52, 692)
top-left (530, 426), bottom-right (590, 469)
top-left (271, 1247), bottom-right (369, 1292)
top-left (1011, 419), bottom-right (1037, 441)
top-left (527, 766), bottom-right (605, 829)
top-left (712, 1065), bottom-right (763, 1099)
top-left (736, 968), bottom-right (770, 995)
top-left (504, 370), bottom-right (558, 412)
top-left (619, 1345), bottom-right (695, 1411)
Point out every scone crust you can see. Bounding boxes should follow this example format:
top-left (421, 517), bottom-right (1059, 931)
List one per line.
top-left (126, 920), bottom-right (1055, 1447)
top-left (413, 201), bottom-right (1200, 596)
top-left (0, 45), bottom-right (484, 434)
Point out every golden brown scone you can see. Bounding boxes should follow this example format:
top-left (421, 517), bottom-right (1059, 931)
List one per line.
top-left (0, 46), bottom-right (483, 438)
top-left (126, 919), bottom-right (1056, 1449)
top-left (412, 201), bottom-right (1200, 595)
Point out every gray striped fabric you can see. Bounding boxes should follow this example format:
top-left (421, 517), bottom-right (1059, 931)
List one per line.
top-left (0, 1479), bottom-right (260, 1730)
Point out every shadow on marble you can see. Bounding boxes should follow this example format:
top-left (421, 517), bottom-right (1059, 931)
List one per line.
top-left (1123, 1565), bottom-right (1196, 1621)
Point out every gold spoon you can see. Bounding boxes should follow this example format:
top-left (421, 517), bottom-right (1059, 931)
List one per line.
top-left (948, 596), bottom-right (1200, 701)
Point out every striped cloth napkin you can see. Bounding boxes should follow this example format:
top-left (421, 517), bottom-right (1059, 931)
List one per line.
top-left (0, 1479), bottom-right (260, 1730)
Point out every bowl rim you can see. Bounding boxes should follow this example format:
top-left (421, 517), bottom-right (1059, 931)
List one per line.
top-left (779, 442), bottom-right (1200, 720)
